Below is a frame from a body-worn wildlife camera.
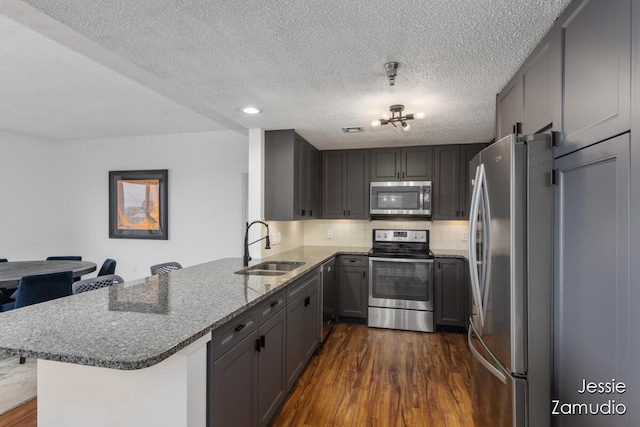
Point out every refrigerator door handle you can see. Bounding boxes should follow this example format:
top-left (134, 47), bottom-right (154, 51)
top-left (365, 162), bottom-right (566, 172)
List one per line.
top-left (468, 164), bottom-right (485, 326)
top-left (468, 322), bottom-right (507, 385)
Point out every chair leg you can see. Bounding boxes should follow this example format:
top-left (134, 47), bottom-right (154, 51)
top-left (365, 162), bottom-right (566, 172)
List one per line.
top-left (19, 356), bottom-right (25, 364)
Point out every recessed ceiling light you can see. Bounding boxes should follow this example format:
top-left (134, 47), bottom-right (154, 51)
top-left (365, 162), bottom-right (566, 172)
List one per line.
top-left (242, 107), bottom-right (260, 114)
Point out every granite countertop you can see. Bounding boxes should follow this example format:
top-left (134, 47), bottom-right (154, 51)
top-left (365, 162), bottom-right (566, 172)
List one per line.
top-left (431, 249), bottom-right (469, 261)
top-left (0, 246), bottom-right (369, 370)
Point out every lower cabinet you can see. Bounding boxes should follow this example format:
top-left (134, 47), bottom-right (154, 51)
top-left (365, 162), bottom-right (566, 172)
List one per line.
top-left (210, 271), bottom-right (319, 427)
top-left (435, 257), bottom-right (468, 329)
top-left (337, 256), bottom-right (368, 320)
top-left (285, 272), bottom-right (319, 391)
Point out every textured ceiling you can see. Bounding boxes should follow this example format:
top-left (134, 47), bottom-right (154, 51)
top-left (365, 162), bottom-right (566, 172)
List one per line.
top-left (2, 0), bottom-right (570, 148)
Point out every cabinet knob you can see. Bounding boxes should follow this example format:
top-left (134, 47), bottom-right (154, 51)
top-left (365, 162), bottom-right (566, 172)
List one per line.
top-left (301, 209), bottom-right (306, 216)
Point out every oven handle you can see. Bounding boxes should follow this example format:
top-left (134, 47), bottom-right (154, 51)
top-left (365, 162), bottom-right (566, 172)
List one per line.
top-left (368, 257), bottom-right (434, 264)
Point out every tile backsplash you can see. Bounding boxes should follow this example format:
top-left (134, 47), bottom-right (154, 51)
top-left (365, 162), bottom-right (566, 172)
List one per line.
top-left (262, 219), bottom-right (469, 257)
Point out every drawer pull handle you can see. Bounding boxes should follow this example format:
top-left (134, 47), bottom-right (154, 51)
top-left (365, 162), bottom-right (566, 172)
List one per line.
top-left (260, 335), bottom-right (266, 349)
top-left (304, 296), bottom-right (311, 307)
top-left (270, 300), bottom-right (279, 307)
top-left (234, 323), bottom-right (246, 332)
top-left (254, 338), bottom-right (261, 352)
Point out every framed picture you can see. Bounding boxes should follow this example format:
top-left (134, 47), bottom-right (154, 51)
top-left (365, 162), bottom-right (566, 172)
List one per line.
top-left (109, 169), bottom-right (168, 240)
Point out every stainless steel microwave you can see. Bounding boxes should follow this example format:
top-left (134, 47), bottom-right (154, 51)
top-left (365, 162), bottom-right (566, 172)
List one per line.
top-left (370, 181), bottom-right (432, 216)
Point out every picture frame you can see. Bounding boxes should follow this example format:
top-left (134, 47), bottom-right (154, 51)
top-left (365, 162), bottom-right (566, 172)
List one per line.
top-left (109, 169), bottom-right (168, 240)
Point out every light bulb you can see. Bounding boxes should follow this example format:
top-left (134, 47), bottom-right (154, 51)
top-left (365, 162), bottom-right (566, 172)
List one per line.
top-left (401, 121), bottom-right (411, 132)
top-left (415, 112), bottom-right (426, 119)
top-left (242, 107), bottom-right (260, 114)
top-left (382, 113), bottom-right (390, 120)
top-left (371, 120), bottom-right (381, 127)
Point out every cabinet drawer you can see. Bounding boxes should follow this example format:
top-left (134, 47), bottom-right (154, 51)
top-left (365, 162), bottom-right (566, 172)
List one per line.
top-left (286, 271), bottom-right (318, 301)
top-left (338, 255), bottom-right (367, 268)
top-left (256, 289), bottom-right (286, 324)
top-left (211, 308), bottom-right (259, 361)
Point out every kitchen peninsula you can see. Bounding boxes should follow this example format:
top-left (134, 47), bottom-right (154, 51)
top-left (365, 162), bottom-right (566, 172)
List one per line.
top-left (0, 246), bottom-right (370, 427)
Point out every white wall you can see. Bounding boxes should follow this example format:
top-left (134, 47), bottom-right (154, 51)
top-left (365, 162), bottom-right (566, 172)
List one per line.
top-left (0, 130), bottom-right (63, 259)
top-left (0, 129), bottom-right (248, 280)
top-left (56, 130), bottom-right (248, 280)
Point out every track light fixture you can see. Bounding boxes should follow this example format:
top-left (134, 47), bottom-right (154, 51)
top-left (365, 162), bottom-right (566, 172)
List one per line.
top-left (372, 104), bottom-right (416, 131)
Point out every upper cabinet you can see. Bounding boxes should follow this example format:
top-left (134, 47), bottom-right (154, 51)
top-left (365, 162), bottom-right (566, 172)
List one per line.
top-left (265, 130), bottom-right (319, 221)
top-left (496, 28), bottom-right (557, 140)
top-left (554, 0), bottom-right (631, 156)
top-left (321, 150), bottom-right (370, 219)
top-left (432, 144), bottom-right (486, 220)
top-left (496, 0), bottom-right (631, 157)
top-left (370, 146), bottom-right (433, 181)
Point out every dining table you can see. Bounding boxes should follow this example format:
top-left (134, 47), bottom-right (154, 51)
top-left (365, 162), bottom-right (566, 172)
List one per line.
top-left (0, 260), bottom-right (97, 290)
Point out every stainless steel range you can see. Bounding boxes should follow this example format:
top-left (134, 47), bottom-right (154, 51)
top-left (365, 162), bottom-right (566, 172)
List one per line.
top-left (368, 229), bottom-right (435, 332)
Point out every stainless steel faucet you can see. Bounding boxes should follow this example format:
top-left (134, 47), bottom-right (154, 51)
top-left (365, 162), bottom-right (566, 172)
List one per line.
top-left (243, 220), bottom-right (271, 267)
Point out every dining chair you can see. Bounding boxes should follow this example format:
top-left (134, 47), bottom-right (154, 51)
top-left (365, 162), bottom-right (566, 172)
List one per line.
top-left (72, 274), bottom-right (124, 294)
top-left (97, 259), bottom-right (117, 276)
top-left (46, 256), bottom-right (82, 261)
top-left (0, 258), bottom-right (7, 262)
top-left (150, 262), bottom-right (182, 275)
top-left (1, 270), bottom-right (73, 311)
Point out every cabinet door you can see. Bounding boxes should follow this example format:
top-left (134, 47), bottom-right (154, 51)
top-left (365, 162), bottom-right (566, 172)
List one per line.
top-left (435, 258), bottom-right (466, 327)
top-left (554, 134), bottom-right (630, 427)
top-left (211, 331), bottom-right (258, 427)
top-left (338, 266), bottom-right (367, 319)
top-left (459, 144), bottom-right (486, 219)
top-left (285, 294), bottom-right (305, 391)
top-left (401, 146), bottom-right (433, 181)
top-left (321, 151), bottom-right (346, 218)
top-left (433, 145), bottom-right (461, 220)
top-left (303, 286), bottom-right (319, 363)
top-left (257, 309), bottom-right (286, 427)
top-left (495, 77), bottom-right (523, 141)
top-left (370, 148), bottom-right (401, 181)
top-left (297, 138), bottom-right (308, 218)
top-left (556, 0), bottom-right (631, 156)
top-left (307, 146), bottom-right (319, 218)
top-left (522, 33), bottom-right (555, 135)
top-left (345, 150), bottom-right (370, 219)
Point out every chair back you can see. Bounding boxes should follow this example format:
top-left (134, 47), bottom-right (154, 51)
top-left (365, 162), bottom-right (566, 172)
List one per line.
top-left (150, 262), bottom-right (182, 275)
top-left (46, 256), bottom-right (82, 261)
top-left (72, 274), bottom-right (124, 294)
top-left (14, 271), bottom-right (73, 309)
top-left (98, 258), bottom-right (117, 276)
top-left (0, 258), bottom-right (7, 262)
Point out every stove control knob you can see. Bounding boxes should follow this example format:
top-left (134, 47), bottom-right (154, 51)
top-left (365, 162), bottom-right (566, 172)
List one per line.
top-left (384, 233), bottom-right (388, 238)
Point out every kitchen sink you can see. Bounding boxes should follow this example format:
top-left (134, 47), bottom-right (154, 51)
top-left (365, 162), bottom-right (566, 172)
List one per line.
top-left (235, 261), bottom-right (306, 276)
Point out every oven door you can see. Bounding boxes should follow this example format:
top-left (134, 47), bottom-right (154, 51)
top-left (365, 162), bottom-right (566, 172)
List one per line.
top-left (368, 257), bottom-right (434, 311)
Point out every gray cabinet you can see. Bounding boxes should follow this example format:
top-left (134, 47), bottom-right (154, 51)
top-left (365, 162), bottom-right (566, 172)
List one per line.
top-left (495, 77), bottom-right (523, 141)
top-left (210, 291), bottom-right (287, 427)
top-left (553, 133), bottom-right (630, 426)
top-left (496, 29), bottom-right (556, 140)
top-left (554, 0), bottom-right (631, 156)
top-left (285, 271), bottom-right (319, 391)
top-left (433, 144), bottom-right (486, 220)
top-left (370, 146), bottom-right (433, 181)
top-left (211, 330), bottom-right (258, 427)
top-left (257, 309), bottom-right (286, 427)
top-left (435, 257), bottom-right (467, 328)
top-left (337, 255), bottom-right (368, 320)
top-left (320, 150), bottom-right (369, 219)
top-left (265, 130), bottom-right (319, 220)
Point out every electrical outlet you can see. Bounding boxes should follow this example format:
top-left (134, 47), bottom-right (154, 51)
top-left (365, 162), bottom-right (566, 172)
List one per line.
top-left (327, 229), bottom-right (333, 239)
top-left (462, 232), bottom-right (468, 241)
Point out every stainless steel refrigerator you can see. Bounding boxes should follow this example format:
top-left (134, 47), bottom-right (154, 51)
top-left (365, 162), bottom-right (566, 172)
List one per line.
top-left (467, 133), bottom-right (553, 427)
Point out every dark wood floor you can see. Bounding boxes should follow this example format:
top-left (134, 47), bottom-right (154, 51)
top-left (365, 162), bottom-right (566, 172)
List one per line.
top-left (0, 324), bottom-right (474, 427)
top-left (272, 324), bottom-right (474, 427)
